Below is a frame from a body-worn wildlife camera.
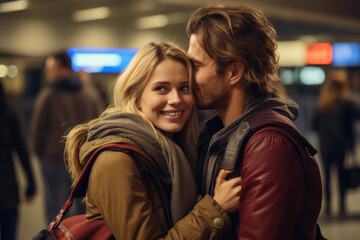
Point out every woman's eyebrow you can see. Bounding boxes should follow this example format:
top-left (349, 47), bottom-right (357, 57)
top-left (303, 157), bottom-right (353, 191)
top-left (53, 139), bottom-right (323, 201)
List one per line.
top-left (150, 81), bottom-right (171, 86)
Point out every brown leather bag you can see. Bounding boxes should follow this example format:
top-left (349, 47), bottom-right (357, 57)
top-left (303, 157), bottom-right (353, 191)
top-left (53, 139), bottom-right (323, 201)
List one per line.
top-left (33, 143), bottom-right (154, 240)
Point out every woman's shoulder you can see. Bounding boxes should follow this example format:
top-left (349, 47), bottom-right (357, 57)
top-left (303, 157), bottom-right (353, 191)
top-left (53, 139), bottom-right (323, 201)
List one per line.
top-left (88, 149), bottom-right (145, 201)
top-left (89, 142), bottom-right (145, 179)
top-left (86, 147), bottom-right (148, 221)
top-left (79, 136), bottom-right (142, 164)
top-left (82, 138), bottom-right (156, 184)
top-left (93, 150), bottom-right (138, 172)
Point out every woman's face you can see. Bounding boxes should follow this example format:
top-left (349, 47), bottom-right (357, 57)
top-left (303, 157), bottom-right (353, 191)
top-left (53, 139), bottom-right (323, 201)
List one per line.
top-left (138, 58), bottom-right (194, 138)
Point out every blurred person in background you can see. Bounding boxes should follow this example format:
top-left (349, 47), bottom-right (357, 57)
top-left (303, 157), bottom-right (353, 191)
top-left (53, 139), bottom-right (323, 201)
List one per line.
top-left (313, 68), bottom-right (360, 217)
top-left (0, 81), bottom-right (36, 240)
top-left (30, 51), bottom-right (104, 224)
top-left (77, 69), bottom-right (107, 107)
top-left (349, 71), bottom-right (360, 104)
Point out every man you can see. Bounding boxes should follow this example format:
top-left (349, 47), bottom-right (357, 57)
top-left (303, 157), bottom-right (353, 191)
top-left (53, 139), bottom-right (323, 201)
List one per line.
top-left (187, 5), bottom-right (323, 239)
top-left (30, 51), bottom-right (104, 223)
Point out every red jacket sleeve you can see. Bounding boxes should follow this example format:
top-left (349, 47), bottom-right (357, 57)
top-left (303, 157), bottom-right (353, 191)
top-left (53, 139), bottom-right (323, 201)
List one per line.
top-left (238, 129), bottom-right (304, 240)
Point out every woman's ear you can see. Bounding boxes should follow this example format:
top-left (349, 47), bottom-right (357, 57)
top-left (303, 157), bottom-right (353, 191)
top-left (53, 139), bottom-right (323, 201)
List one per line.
top-left (229, 62), bottom-right (244, 85)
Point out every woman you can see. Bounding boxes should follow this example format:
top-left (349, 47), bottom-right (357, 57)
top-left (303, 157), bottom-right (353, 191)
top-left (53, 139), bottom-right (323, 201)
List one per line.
top-left (313, 69), bottom-right (360, 216)
top-left (65, 42), bottom-right (241, 239)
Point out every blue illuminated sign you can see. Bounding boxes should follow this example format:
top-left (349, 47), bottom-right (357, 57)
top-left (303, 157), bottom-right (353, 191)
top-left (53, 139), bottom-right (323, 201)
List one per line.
top-left (67, 48), bottom-right (139, 73)
top-left (332, 42), bottom-right (360, 66)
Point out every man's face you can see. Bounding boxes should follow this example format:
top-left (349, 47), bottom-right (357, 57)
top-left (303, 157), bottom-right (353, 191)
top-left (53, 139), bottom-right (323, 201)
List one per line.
top-left (44, 57), bottom-right (60, 83)
top-left (187, 34), bottom-right (229, 109)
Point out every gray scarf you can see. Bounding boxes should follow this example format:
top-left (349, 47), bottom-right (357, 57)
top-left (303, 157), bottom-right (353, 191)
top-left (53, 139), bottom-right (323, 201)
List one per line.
top-left (87, 113), bottom-right (197, 223)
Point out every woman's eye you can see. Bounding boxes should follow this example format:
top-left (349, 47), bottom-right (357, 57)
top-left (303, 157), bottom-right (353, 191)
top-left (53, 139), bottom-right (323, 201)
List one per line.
top-left (181, 85), bottom-right (190, 91)
top-left (155, 86), bottom-right (166, 91)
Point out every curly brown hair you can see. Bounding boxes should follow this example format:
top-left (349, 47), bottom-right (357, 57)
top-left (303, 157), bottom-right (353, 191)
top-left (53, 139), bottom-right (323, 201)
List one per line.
top-left (186, 5), bottom-right (279, 98)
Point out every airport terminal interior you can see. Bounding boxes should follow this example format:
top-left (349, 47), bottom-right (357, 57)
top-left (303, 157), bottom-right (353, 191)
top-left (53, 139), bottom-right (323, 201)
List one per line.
top-left (1, 0), bottom-right (360, 239)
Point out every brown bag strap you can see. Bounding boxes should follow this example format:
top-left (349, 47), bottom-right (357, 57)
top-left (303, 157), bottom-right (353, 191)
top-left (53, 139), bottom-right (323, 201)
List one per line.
top-left (49, 143), bottom-right (155, 231)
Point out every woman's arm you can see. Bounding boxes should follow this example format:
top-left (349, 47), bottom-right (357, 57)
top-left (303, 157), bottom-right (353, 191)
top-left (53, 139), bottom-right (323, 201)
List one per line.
top-left (213, 169), bottom-right (241, 213)
top-left (87, 150), bottom-right (233, 239)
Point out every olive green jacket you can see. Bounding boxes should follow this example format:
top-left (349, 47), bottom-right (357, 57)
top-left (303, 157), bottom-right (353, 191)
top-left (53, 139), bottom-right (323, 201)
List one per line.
top-left (80, 136), bottom-right (231, 239)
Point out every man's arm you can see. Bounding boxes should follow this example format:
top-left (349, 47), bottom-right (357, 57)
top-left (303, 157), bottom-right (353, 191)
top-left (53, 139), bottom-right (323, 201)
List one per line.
top-left (30, 90), bottom-right (50, 158)
top-left (238, 129), bottom-right (304, 239)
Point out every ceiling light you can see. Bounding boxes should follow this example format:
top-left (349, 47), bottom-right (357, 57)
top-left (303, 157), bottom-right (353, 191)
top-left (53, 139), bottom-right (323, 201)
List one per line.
top-left (136, 14), bottom-right (169, 29)
top-left (72, 7), bottom-right (110, 22)
top-left (0, 0), bottom-right (28, 13)
top-left (7, 65), bottom-right (18, 78)
top-left (0, 65), bottom-right (7, 78)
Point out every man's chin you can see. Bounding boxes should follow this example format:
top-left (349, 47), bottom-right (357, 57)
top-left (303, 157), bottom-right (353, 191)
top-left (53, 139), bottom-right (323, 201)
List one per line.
top-left (195, 95), bottom-right (214, 109)
top-left (196, 102), bottom-right (215, 110)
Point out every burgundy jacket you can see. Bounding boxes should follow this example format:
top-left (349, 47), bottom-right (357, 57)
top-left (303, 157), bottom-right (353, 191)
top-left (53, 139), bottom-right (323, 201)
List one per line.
top-left (197, 97), bottom-right (322, 240)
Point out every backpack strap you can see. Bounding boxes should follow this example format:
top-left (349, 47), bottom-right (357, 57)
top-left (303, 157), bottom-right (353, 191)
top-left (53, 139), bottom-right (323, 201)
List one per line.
top-left (222, 121), bottom-right (251, 170)
top-left (49, 143), bottom-right (155, 231)
top-left (222, 110), bottom-right (317, 172)
top-left (217, 120), bottom-right (250, 182)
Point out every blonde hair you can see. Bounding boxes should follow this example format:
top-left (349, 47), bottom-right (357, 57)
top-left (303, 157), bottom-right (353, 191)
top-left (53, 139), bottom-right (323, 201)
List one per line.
top-left (317, 69), bottom-right (351, 112)
top-left (65, 42), bottom-right (198, 185)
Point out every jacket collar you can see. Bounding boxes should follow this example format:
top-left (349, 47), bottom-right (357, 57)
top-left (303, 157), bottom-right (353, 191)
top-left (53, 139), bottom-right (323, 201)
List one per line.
top-left (51, 74), bottom-right (82, 92)
top-left (203, 96), bottom-right (299, 152)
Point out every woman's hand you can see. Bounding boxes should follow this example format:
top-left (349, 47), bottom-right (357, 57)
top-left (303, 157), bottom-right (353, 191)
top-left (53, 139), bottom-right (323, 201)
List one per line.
top-left (213, 169), bottom-right (241, 213)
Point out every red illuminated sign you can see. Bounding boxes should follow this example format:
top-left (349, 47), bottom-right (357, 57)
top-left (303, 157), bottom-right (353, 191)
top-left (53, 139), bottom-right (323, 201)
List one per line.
top-left (306, 43), bottom-right (333, 65)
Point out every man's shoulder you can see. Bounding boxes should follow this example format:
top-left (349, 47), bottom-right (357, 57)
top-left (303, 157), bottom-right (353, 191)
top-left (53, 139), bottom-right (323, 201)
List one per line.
top-left (36, 85), bottom-right (53, 96)
top-left (81, 85), bottom-right (103, 101)
top-left (244, 110), bottom-right (317, 157)
top-left (236, 109), bottom-right (313, 150)
top-left (247, 125), bottom-right (294, 146)
top-left (245, 110), bottom-right (302, 139)
top-left (225, 110), bottom-right (293, 147)
top-left (33, 86), bottom-right (55, 105)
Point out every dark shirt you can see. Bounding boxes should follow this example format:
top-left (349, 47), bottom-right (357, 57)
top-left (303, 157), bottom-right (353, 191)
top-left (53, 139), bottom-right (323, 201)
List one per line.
top-left (313, 100), bottom-right (360, 154)
top-left (0, 99), bottom-right (35, 210)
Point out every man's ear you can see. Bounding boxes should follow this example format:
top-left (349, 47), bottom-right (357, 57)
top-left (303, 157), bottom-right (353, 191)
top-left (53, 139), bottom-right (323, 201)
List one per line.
top-left (229, 62), bottom-right (244, 85)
